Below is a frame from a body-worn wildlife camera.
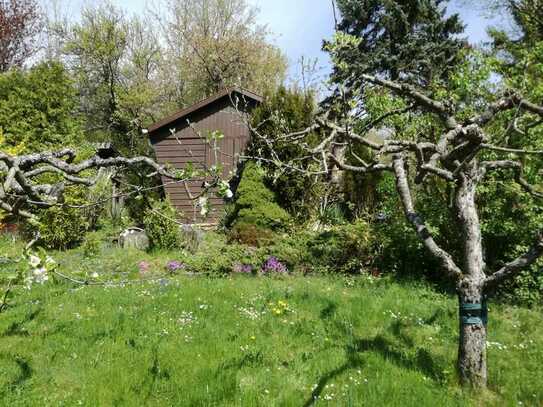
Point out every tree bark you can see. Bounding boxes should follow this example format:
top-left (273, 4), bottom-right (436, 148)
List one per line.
top-left (454, 162), bottom-right (488, 387)
top-left (457, 283), bottom-right (487, 387)
top-left (329, 144), bottom-right (346, 189)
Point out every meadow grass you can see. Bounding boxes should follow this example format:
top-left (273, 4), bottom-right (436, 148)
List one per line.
top-left (0, 236), bottom-right (542, 406)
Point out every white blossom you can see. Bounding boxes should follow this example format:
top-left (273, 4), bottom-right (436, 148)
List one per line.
top-left (33, 267), bottom-right (48, 284)
top-left (198, 196), bottom-right (209, 216)
top-left (29, 255), bottom-right (41, 268)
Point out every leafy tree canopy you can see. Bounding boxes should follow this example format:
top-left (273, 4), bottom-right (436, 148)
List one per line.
top-left (0, 0), bottom-right (42, 72)
top-left (162, 0), bottom-right (288, 105)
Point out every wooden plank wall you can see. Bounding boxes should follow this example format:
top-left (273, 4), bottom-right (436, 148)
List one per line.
top-left (151, 98), bottom-right (252, 224)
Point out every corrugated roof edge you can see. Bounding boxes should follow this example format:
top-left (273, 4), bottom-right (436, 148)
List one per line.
top-left (147, 86), bottom-right (263, 135)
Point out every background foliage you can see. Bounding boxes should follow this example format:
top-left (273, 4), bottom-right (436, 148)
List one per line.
top-left (0, 61), bottom-right (83, 153)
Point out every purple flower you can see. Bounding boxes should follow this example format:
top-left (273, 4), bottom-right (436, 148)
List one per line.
top-left (233, 262), bottom-right (253, 274)
top-left (261, 256), bottom-right (288, 274)
top-left (166, 260), bottom-right (185, 273)
top-left (138, 261), bottom-right (150, 273)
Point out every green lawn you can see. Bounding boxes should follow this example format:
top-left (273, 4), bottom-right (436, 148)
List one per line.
top-left (1, 264), bottom-right (542, 406)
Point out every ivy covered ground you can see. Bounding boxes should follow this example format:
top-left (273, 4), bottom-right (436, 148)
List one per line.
top-left (0, 238), bottom-right (542, 406)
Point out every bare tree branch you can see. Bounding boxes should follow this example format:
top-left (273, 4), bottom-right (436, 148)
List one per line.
top-left (392, 154), bottom-right (462, 279)
top-left (468, 93), bottom-right (543, 126)
top-left (360, 73), bottom-right (458, 129)
top-left (481, 144), bottom-right (543, 155)
top-left (484, 232), bottom-right (543, 288)
top-left (0, 148), bottom-right (202, 220)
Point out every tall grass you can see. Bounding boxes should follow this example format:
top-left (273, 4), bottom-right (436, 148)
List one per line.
top-left (0, 271), bottom-right (541, 406)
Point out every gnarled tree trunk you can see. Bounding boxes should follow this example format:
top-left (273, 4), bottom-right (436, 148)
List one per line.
top-left (457, 282), bottom-right (487, 387)
top-left (454, 162), bottom-right (487, 387)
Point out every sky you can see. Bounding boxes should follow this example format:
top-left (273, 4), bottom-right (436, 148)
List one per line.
top-left (55, 0), bottom-right (507, 80)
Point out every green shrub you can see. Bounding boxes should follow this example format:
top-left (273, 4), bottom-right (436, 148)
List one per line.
top-left (317, 201), bottom-right (348, 226)
top-left (477, 180), bottom-right (543, 306)
top-left (28, 188), bottom-right (89, 250)
top-left (248, 86), bottom-right (324, 221)
top-left (371, 174), bottom-right (451, 283)
top-left (143, 199), bottom-right (182, 250)
top-left (226, 161), bottom-right (290, 245)
top-left (36, 207), bottom-right (89, 250)
top-left (307, 220), bottom-right (374, 274)
top-left (229, 223), bottom-right (275, 247)
top-left (501, 264), bottom-right (543, 306)
top-left (81, 232), bottom-right (102, 258)
top-left (249, 220), bottom-right (374, 275)
top-left (372, 173), bottom-right (543, 306)
top-left (181, 232), bottom-right (257, 275)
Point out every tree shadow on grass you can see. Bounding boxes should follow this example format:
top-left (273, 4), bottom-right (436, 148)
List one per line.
top-left (350, 335), bottom-right (446, 382)
top-left (2, 308), bottom-right (42, 337)
top-left (302, 353), bottom-right (364, 407)
top-left (303, 323), bottom-right (446, 406)
top-left (0, 354), bottom-right (33, 398)
top-left (319, 300), bottom-right (338, 320)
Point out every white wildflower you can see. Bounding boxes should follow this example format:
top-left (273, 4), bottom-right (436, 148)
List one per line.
top-left (33, 267), bottom-right (48, 284)
top-left (29, 255), bottom-right (41, 268)
top-left (198, 196), bottom-right (209, 216)
top-left (24, 276), bottom-right (33, 290)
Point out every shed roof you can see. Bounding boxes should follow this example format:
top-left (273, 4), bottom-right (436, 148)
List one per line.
top-left (147, 87), bottom-right (262, 135)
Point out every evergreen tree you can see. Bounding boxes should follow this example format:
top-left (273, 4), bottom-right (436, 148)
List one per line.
top-left (0, 61), bottom-right (83, 153)
top-left (248, 87), bottom-right (322, 220)
top-left (328, 0), bottom-right (466, 86)
top-left (226, 161), bottom-right (290, 246)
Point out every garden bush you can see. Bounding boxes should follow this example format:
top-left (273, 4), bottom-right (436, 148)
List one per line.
top-left (371, 174), bottom-right (457, 285)
top-left (81, 232), bottom-right (102, 258)
top-left (478, 180), bottom-right (543, 306)
top-left (226, 161), bottom-right (290, 245)
top-left (370, 173), bottom-right (543, 305)
top-left (306, 219), bottom-right (374, 274)
top-left (248, 86), bottom-right (324, 221)
top-left (180, 233), bottom-right (292, 276)
top-left (228, 223), bottom-right (275, 247)
top-left (240, 220), bottom-right (375, 275)
top-left (143, 199), bottom-right (182, 250)
top-left (28, 188), bottom-right (89, 250)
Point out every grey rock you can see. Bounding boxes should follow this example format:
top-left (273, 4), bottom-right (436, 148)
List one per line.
top-left (119, 227), bottom-right (150, 251)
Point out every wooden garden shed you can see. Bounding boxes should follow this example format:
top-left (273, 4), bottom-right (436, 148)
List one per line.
top-left (147, 87), bottom-right (262, 224)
